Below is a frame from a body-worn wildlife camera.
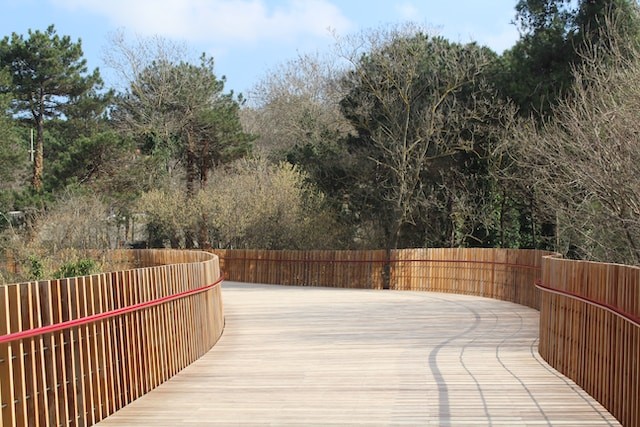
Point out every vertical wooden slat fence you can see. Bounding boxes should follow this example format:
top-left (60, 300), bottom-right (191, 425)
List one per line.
top-left (213, 249), bottom-right (388, 289)
top-left (538, 256), bottom-right (639, 427)
top-left (390, 248), bottom-right (545, 308)
top-left (0, 249), bottom-right (224, 427)
top-left (212, 248), bottom-right (546, 308)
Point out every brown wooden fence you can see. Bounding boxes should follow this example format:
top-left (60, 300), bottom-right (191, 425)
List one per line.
top-left (538, 256), bottom-right (639, 427)
top-left (213, 249), bottom-right (388, 289)
top-left (0, 249), bottom-right (224, 427)
top-left (391, 248), bottom-right (545, 308)
top-left (212, 248), bottom-right (638, 426)
top-left (212, 248), bottom-right (547, 308)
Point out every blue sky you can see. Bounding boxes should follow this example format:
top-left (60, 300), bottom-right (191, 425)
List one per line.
top-left (0, 0), bottom-right (520, 98)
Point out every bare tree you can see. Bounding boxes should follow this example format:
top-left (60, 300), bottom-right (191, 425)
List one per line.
top-left (506, 12), bottom-right (640, 264)
top-left (244, 52), bottom-right (353, 157)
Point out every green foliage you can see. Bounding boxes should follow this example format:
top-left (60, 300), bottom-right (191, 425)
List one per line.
top-left (0, 24), bottom-right (106, 191)
top-left (115, 53), bottom-right (253, 196)
top-left (53, 258), bottom-right (98, 279)
top-left (285, 137), bottom-right (351, 203)
top-left (339, 28), bottom-right (514, 250)
top-left (0, 69), bottom-right (28, 217)
top-left (500, 0), bottom-right (640, 118)
top-left (27, 255), bottom-right (44, 280)
top-left (0, 24), bottom-right (104, 120)
top-left (45, 129), bottom-right (132, 191)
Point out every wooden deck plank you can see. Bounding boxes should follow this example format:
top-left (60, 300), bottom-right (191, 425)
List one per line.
top-left (98, 282), bottom-right (620, 426)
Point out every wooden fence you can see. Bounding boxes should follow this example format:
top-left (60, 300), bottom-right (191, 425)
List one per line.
top-left (0, 249), bottom-right (224, 427)
top-left (212, 248), bottom-right (638, 426)
top-left (538, 256), bottom-right (639, 427)
top-left (212, 248), bottom-right (547, 308)
top-left (213, 249), bottom-right (388, 289)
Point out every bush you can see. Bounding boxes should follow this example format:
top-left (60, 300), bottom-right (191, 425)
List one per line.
top-left (33, 190), bottom-right (113, 251)
top-left (0, 190), bottom-right (113, 283)
top-left (202, 158), bottom-right (342, 249)
top-left (135, 157), bottom-right (347, 249)
top-left (53, 258), bottom-right (99, 279)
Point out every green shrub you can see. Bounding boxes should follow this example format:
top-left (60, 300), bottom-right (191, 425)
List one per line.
top-left (53, 258), bottom-right (98, 279)
top-left (27, 255), bottom-right (45, 280)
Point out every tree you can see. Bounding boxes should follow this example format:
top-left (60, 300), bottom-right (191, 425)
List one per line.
top-left (0, 25), bottom-right (105, 191)
top-left (246, 52), bottom-right (353, 158)
top-left (243, 52), bottom-right (356, 227)
top-left (336, 26), bottom-right (515, 286)
top-left (111, 34), bottom-right (252, 196)
top-left (507, 14), bottom-right (640, 265)
top-left (109, 34), bottom-right (252, 247)
top-left (490, 1), bottom-right (640, 251)
top-left (500, 0), bottom-right (640, 118)
top-left (0, 69), bottom-right (27, 215)
top-left (571, 0), bottom-right (640, 52)
top-left (339, 26), bottom-right (514, 251)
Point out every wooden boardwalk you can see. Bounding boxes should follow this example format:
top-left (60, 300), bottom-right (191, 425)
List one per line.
top-left (98, 283), bottom-right (620, 426)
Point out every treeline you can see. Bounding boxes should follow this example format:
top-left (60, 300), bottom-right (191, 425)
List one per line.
top-left (1, 0), bottom-right (640, 281)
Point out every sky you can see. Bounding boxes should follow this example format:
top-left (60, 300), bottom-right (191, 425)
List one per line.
top-left (0, 0), bottom-right (521, 99)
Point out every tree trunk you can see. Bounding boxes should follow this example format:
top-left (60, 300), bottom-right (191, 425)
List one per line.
top-left (382, 246), bottom-right (392, 290)
top-left (183, 131), bottom-right (198, 248)
top-left (382, 222), bottom-right (401, 290)
top-left (185, 131), bottom-right (197, 198)
top-left (32, 113), bottom-right (44, 192)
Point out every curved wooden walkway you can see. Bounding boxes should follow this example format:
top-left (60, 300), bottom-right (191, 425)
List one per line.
top-left (98, 282), bottom-right (619, 426)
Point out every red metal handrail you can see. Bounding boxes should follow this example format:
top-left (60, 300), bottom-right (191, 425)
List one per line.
top-left (220, 256), bottom-right (542, 270)
top-left (0, 275), bottom-right (224, 344)
top-left (535, 279), bottom-right (640, 327)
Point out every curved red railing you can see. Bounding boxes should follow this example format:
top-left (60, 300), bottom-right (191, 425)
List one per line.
top-left (0, 275), bottom-right (224, 345)
top-left (535, 279), bottom-right (640, 327)
top-left (536, 256), bottom-right (639, 427)
top-left (0, 249), bottom-right (226, 427)
top-left (6, 248), bottom-right (633, 426)
top-left (220, 256), bottom-right (541, 270)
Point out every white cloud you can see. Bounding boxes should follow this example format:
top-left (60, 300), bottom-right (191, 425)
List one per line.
top-left (51, 0), bottom-right (352, 44)
top-left (396, 2), bottom-right (419, 21)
